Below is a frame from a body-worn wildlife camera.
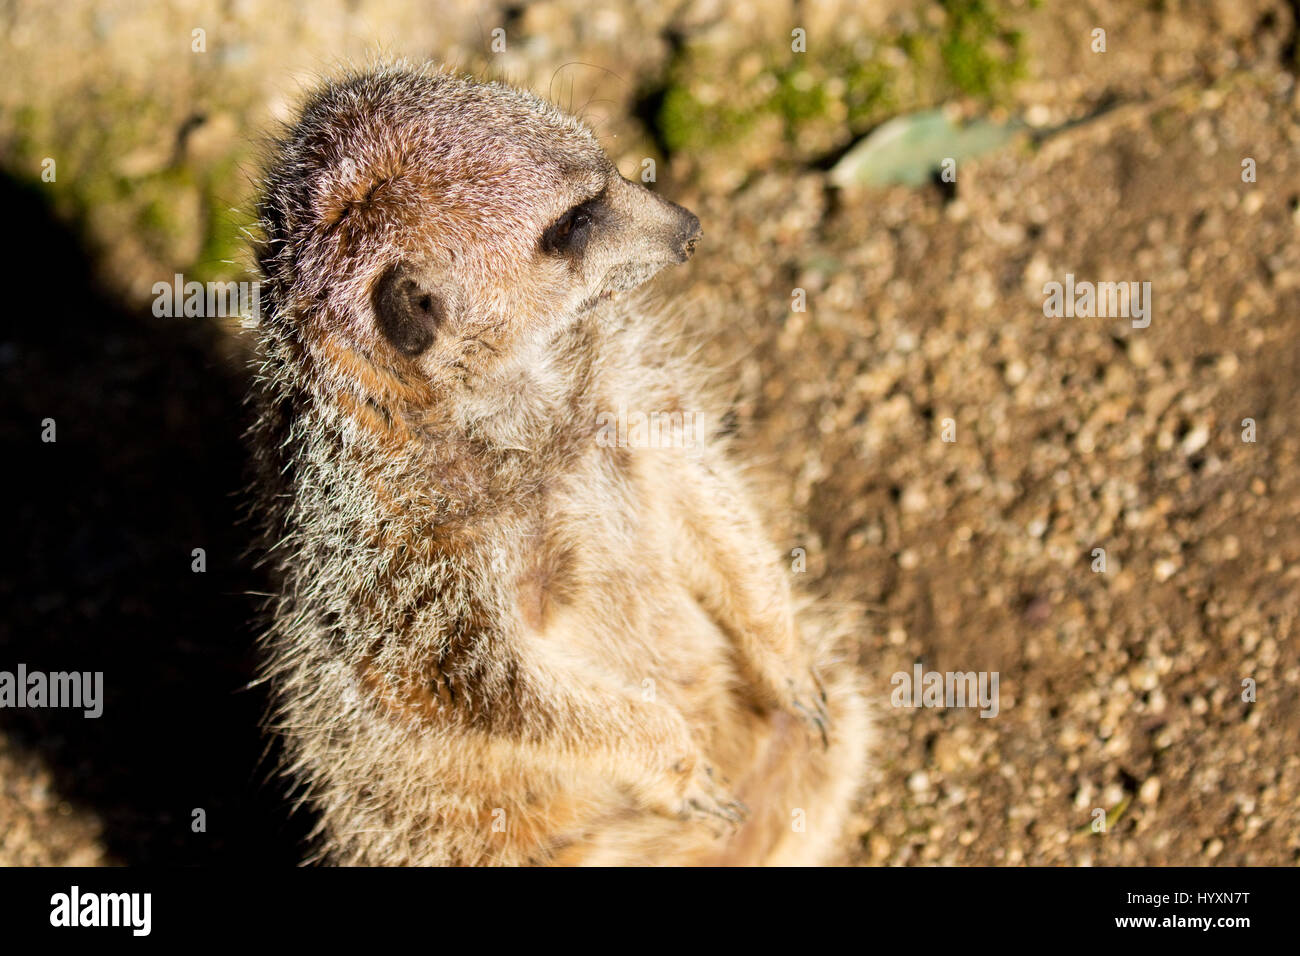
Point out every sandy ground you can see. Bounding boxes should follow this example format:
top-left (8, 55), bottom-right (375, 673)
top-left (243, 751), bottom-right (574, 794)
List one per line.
top-left (1, 0), bottom-right (1297, 864)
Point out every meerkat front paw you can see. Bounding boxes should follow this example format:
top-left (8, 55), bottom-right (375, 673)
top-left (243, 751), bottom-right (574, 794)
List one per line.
top-left (780, 668), bottom-right (831, 749)
top-left (641, 750), bottom-right (747, 833)
top-left (735, 630), bottom-right (831, 747)
top-left (677, 762), bottom-right (748, 831)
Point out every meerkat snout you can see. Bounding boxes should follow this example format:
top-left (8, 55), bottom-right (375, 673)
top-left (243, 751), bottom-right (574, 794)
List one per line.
top-left (622, 184), bottom-right (700, 263)
top-left (670, 205), bottom-right (702, 262)
top-left (679, 215), bottom-right (702, 261)
top-left (572, 177), bottom-right (704, 300)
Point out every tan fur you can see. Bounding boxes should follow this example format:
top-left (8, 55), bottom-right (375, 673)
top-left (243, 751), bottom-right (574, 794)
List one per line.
top-left (248, 63), bottom-right (871, 866)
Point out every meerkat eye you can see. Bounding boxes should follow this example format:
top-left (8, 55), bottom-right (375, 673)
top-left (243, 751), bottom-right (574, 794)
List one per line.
top-left (541, 197), bottom-right (600, 257)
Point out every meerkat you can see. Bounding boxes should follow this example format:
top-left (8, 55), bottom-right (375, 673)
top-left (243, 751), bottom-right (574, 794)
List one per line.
top-left (247, 63), bottom-right (871, 866)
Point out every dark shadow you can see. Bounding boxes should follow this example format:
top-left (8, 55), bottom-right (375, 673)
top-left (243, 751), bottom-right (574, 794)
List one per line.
top-left (0, 173), bottom-right (312, 864)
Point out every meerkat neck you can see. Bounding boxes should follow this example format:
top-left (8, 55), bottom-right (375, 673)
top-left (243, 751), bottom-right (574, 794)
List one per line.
top-left (260, 311), bottom-right (604, 553)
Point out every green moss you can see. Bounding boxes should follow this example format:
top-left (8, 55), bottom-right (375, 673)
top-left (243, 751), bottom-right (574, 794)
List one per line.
top-left (899, 32), bottom-right (929, 64)
top-left (770, 68), bottom-right (829, 125)
top-left (937, 0), bottom-right (1026, 98)
top-left (4, 78), bottom-right (261, 288)
top-left (842, 58), bottom-right (896, 128)
top-left (657, 84), bottom-right (759, 155)
top-left (647, 0), bottom-right (1029, 171)
top-left (193, 159), bottom-right (256, 284)
top-left (655, 45), bottom-right (897, 156)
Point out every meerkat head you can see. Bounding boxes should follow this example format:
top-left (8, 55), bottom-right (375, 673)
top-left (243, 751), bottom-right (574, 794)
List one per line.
top-left (258, 67), bottom-right (701, 393)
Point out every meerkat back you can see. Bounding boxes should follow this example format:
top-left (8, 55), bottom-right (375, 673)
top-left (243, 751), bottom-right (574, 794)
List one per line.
top-left (248, 65), bottom-right (871, 866)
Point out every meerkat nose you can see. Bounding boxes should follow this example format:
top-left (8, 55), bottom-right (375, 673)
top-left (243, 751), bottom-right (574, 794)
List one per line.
top-left (676, 211), bottom-right (702, 262)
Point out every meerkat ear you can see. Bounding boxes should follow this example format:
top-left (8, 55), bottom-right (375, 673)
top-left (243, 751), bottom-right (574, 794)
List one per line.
top-left (371, 261), bottom-right (446, 356)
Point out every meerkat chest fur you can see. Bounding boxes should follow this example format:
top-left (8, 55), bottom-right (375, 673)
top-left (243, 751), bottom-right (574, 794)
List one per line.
top-left (276, 295), bottom-right (690, 717)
